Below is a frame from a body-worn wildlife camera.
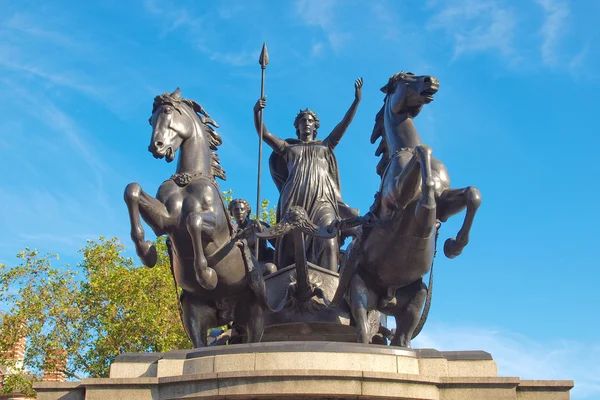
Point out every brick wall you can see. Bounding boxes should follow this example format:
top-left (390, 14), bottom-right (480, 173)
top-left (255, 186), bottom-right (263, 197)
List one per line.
top-left (42, 349), bottom-right (67, 383)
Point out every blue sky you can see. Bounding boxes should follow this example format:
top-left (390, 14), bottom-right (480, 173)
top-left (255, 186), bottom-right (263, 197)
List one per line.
top-left (1, 0), bottom-right (599, 397)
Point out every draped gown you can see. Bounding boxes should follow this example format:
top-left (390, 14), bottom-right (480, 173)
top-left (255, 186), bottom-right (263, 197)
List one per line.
top-left (269, 138), bottom-right (357, 270)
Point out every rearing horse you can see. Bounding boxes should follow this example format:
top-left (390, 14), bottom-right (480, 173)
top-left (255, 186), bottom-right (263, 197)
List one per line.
top-left (332, 72), bottom-right (481, 347)
top-left (124, 88), bottom-right (265, 347)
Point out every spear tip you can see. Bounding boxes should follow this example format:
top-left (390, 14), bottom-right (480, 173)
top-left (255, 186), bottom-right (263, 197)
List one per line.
top-left (259, 42), bottom-right (269, 68)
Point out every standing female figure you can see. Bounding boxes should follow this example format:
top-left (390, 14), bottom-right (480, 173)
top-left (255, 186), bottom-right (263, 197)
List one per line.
top-left (253, 78), bottom-right (363, 272)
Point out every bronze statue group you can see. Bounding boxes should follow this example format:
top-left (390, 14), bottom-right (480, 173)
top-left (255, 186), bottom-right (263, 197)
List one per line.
top-left (124, 70), bottom-right (480, 348)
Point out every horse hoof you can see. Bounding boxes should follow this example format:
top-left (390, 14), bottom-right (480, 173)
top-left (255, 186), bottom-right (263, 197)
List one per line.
top-left (379, 296), bottom-right (397, 309)
top-left (197, 267), bottom-right (218, 290)
top-left (443, 238), bottom-right (464, 259)
top-left (138, 241), bottom-right (157, 267)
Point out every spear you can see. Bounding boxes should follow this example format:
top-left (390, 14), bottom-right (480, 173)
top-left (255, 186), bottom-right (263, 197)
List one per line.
top-left (255, 42), bottom-right (269, 258)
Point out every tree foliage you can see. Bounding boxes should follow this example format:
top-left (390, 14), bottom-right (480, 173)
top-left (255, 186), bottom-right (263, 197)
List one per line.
top-left (0, 237), bottom-right (187, 381)
top-left (223, 189), bottom-right (277, 226)
top-left (0, 191), bottom-right (278, 388)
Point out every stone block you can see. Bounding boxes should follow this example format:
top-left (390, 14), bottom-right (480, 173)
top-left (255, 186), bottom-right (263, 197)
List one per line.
top-left (446, 359), bottom-right (498, 377)
top-left (419, 357), bottom-right (449, 377)
top-left (217, 369), bottom-right (362, 397)
top-left (254, 351), bottom-right (397, 373)
top-left (441, 387), bottom-right (517, 400)
top-left (362, 372), bottom-right (439, 399)
top-left (83, 379), bottom-right (157, 400)
top-left (440, 376), bottom-right (520, 400)
top-left (34, 382), bottom-right (85, 400)
top-left (182, 356), bottom-right (215, 375)
top-left (109, 353), bottom-right (163, 378)
top-left (214, 353), bottom-right (255, 372)
top-left (84, 378), bottom-right (158, 400)
top-left (157, 358), bottom-right (184, 377)
top-left (397, 355), bottom-right (420, 374)
top-left (517, 380), bottom-right (574, 400)
top-left (158, 373), bottom-right (219, 398)
top-left (109, 361), bottom-right (158, 378)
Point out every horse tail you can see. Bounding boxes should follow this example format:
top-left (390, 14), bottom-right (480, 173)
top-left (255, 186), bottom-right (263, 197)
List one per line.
top-left (411, 226), bottom-right (440, 339)
top-left (411, 261), bottom-right (433, 339)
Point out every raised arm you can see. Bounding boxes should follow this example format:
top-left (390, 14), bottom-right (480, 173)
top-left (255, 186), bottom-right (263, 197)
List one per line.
top-left (325, 78), bottom-right (363, 149)
top-left (254, 97), bottom-right (286, 152)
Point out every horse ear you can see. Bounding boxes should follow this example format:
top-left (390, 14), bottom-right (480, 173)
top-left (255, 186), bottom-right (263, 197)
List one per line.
top-left (171, 88), bottom-right (181, 98)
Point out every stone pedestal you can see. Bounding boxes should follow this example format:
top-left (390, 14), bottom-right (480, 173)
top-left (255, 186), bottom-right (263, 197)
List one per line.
top-left (34, 342), bottom-right (573, 399)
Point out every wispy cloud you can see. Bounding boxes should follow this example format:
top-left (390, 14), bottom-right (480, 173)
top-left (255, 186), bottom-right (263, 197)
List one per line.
top-left (536, 0), bottom-right (570, 66)
top-left (427, 0), bottom-right (517, 61)
top-left (143, 0), bottom-right (257, 67)
top-left (294, 0), bottom-right (335, 29)
top-left (209, 50), bottom-right (256, 67)
top-left (0, 58), bottom-right (103, 98)
top-left (569, 44), bottom-right (593, 81)
top-left (144, 0), bottom-right (198, 37)
top-left (413, 323), bottom-right (599, 399)
top-left (311, 41), bottom-right (324, 57)
top-left (2, 12), bottom-right (90, 52)
top-left (368, 1), bottom-right (402, 41)
top-left (0, 10), bottom-right (149, 117)
top-left (216, 3), bottom-right (246, 20)
top-left (5, 81), bottom-right (110, 187)
top-left (293, 0), bottom-right (351, 53)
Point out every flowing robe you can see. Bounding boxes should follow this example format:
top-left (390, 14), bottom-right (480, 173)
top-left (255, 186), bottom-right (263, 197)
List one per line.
top-left (269, 138), bottom-right (358, 269)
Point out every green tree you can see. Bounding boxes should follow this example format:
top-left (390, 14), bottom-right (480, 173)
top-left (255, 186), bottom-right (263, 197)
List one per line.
top-left (0, 191), bottom-right (278, 392)
top-left (222, 189), bottom-right (277, 227)
top-left (0, 237), bottom-right (187, 386)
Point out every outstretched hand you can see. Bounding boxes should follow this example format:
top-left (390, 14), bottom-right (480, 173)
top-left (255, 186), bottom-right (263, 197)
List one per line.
top-left (254, 96), bottom-right (267, 113)
top-left (354, 78), bottom-right (363, 101)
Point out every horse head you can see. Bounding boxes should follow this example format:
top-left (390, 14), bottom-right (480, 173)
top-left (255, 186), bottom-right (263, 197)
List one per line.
top-left (149, 88), bottom-right (191, 162)
top-left (381, 71), bottom-right (439, 118)
top-left (371, 72), bottom-right (440, 175)
top-left (147, 88), bottom-right (225, 179)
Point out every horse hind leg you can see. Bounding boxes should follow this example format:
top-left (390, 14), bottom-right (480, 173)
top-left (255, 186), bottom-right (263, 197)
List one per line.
top-left (389, 278), bottom-right (427, 348)
top-left (180, 291), bottom-right (217, 348)
top-left (437, 186), bottom-right (482, 258)
top-left (186, 212), bottom-right (218, 290)
top-left (349, 274), bottom-right (375, 344)
top-left (235, 295), bottom-right (264, 344)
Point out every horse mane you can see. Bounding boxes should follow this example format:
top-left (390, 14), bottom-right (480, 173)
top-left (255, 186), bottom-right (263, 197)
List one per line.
top-left (371, 104), bottom-right (388, 177)
top-left (371, 72), bottom-right (402, 177)
top-left (152, 92), bottom-right (226, 181)
top-left (371, 71), bottom-right (418, 177)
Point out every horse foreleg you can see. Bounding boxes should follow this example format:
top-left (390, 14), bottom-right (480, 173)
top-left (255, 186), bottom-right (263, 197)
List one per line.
top-left (437, 186), bottom-right (482, 258)
top-left (180, 291), bottom-right (217, 348)
top-left (124, 182), bottom-right (174, 267)
top-left (389, 279), bottom-right (427, 348)
top-left (349, 274), bottom-right (374, 344)
top-left (383, 151), bottom-right (422, 210)
top-left (186, 212), bottom-right (218, 290)
top-left (413, 145), bottom-right (437, 235)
